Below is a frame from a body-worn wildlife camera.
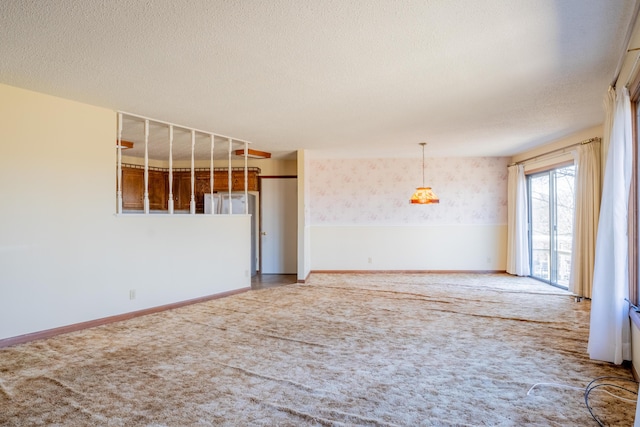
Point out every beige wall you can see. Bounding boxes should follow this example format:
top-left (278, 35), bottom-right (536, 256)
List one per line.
top-left (0, 84), bottom-right (251, 341)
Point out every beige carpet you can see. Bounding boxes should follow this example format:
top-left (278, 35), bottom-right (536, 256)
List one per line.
top-left (0, 273), bottom-right (637, 426)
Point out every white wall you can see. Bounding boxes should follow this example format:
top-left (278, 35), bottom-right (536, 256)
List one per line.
top-left (297, 150), bottom-right (311, 280)
top-left (0, 84), bottom-right (251, 340)
top-left (312, 225), bottom-right (506, 270)
top-left (308, 156), bottom-right (509, 271)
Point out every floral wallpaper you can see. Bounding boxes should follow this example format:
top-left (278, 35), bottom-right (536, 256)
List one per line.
top-left (308, 157), bottom-right (509, 225)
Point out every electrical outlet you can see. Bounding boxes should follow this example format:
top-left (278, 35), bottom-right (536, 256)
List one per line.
top-left (129, 289), bottom-right (136, 300)
top-left (368, 257), bottom-right (372, 264)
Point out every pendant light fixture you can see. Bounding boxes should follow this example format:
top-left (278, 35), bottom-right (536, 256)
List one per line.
top-left (410, 142), bottom-right (439, 204)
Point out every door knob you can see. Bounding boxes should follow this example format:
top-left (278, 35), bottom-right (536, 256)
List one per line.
top-left (261, 231), bottom-right (267, 235)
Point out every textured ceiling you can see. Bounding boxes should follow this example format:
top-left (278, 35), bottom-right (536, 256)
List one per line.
top-left (0, 0), bottom-right (636, 159)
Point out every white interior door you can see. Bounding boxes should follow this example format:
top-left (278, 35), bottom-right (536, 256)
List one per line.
top-left (261, 177), bottom-right (297, 274)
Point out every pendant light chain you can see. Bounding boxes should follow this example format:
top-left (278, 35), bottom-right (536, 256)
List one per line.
top-left (421, 142), bottom-right (425, 187)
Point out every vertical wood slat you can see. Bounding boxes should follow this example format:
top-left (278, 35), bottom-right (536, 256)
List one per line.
top-left (144, 119), bottom-right (150, 214)
top-left (210, 134), bottom-right (215, 215)
top-left (168, 125), bottom-right (174, 214)
top-left (228, 138), bottom-right (232, 214)
top-left (116, 113), bottom-right (123, 214)
top-left (190, 130), bottom-right (196, 215)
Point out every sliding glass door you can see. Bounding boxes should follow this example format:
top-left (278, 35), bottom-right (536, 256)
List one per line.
top-left (528, 165), bottom-right (575, 288)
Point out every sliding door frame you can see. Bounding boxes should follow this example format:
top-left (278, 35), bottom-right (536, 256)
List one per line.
top-left (527, 163), bottom-right (576, 289)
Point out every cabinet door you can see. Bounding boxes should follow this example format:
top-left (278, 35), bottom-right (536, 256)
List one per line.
top-left (231, 171), bottom-right (258, 191)
top-left (173, 172), bottom-right (192, 211)
top-left (213, 171), bottom-right (229, 192)
top-left (122, 168), bottom-right (144, 210)
top-left (149, 170), bottom-right (167, 210)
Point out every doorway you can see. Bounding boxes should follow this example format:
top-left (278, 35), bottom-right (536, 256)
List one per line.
top-left (528, 165), bottom-right (576, 288)
top-left (260, 177), bottom-right (297, 274)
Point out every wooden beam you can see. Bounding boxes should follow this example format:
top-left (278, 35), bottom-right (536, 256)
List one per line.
top-left (234, 148), bottom-right (271, 159)
top-left (117, 140), bottom-right (134, 149)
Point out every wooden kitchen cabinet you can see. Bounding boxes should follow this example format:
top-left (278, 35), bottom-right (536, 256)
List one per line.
top-left (122, 167), bottom-right (144, 210)
top-left (196, 170), bottom-right (257, 192)
top-left (172, 172), bottom-right (192, 211)
top-left (232, 170), bottom-right (258, 191)
top-left (122, 167), bottom-right (168, 211)
top-left (121, 167), bottom-right (259, 213)
top-left (148, 170), bottom-right (168, 210)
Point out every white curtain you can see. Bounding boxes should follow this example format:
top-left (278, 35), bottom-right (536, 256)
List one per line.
top-left (601, 87), bottom-right (615, 177)
top-left (506, 164), bottom-right (530, 276)
top-left (568, 140), bottom-right (601, 298)
top-left (588, 86), bottom-right (633, 364)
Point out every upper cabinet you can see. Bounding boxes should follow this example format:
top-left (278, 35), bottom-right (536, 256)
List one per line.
top-left (122, 167), bottom-right (144, 210)
top-left (149, 170), bottom-right (168, 210)
top-left (121, 166), bottom-right (260, 213)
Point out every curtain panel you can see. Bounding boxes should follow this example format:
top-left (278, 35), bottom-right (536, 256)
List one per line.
top-left (601, 87), bottom-right (615, 178)
top-left (588, 86), bottom-right (633, 364)
top-left (569, 141), bottom-right (601, 298)
top-left (506, 164), bottom-right (530, 276)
